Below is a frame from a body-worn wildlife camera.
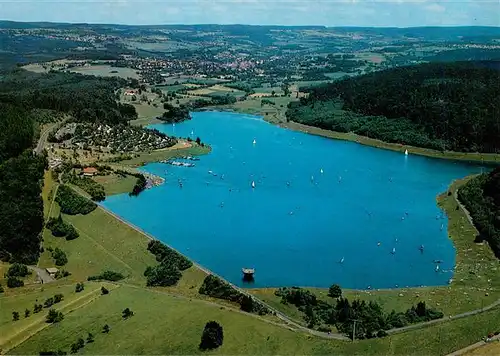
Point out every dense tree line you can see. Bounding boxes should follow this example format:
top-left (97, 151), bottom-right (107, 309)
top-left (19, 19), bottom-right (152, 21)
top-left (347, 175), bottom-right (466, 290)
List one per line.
top-left (275, 287), bottom-right (443, 338)
top-left (459, 167), bottom-right (500, 257)
top-left (55, 185), bottom-right (97, 215)
top-left (0, 69), bottom-right (138, 124)
top-left (0, 151), bottom-right (46, 263)
top-left (199, 275), bottom-right (269, 315)
top-left (287, 62), bottom-right (500, 153)
top-left (144, 240), bottom-right (192, 287)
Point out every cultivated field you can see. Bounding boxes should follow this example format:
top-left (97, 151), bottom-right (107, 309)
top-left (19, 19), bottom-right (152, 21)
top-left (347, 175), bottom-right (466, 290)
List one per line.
top-left (68, 65), bottom-right (140, 80)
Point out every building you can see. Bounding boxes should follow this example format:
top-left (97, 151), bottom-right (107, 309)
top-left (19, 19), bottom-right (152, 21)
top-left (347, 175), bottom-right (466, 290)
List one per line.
top-left (45, 267), bottom-right (59, 277)
top-left (82, 167), bottom-right (98, 177)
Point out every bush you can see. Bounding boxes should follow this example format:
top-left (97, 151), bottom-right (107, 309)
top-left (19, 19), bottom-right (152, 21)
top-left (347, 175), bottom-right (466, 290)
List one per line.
top-left (7, 263), bottom-right (30, 277)
top-left (46, 215), bottom-right (79, 241)
top-left (122, 308), bottom-right (134, 319)
top-left (54, 270), bottom-right (71, 279)
top-left (52, 247), bottom-right (68, 266)
top-left (46, 309), bottom-right (64, 323)
top-left (44, 297), bottom-right (54, 308)
top-left (7, 276), bottom-right (24, 288)
top-left (75, 282), bottom-right (84, 293)
top-left (129, 174), bottom-right (147, 196)
top-left (101, 286), bottom-right (109, 295)
top-left (0, 284), bottom-right (4, 293)
top-left (86, 332), bottom-right (94, 343)
top-left (70, 338), bottom-right (85, 353)
top-left (54, 294), bottom-right (64, 303)
top-left (12, 311), bottom-right (19, 321)
top-left (87, 270), bottom-right (125, 282)
top-left (102, 324), bottom-right (110, 333)
top-left (34, 304), bottom-right (43, 313)
top-left (199, 321), bottom-right (224, 351)
top-left (25, 308), bottom-right (31, 318)
top-left (39, 350), bottom-right (67, 355)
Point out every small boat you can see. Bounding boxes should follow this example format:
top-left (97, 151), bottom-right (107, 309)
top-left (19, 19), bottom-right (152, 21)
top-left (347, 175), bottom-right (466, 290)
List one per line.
top-left (440, 223), bottom-right (444, 231)
top-left (405, 149), bottom-right (408, 155)
top-left (435, 265), bottom-right (440, 272)
top-left (434, 260), bottom-right (443, 264)
top-left (191, 130), bottom-right (194, 135)
top-left (320, 168), bottom-right (324, 174)
top-left (253, 139), bottom-right (256, 145)
top-left (391, 247), bottom-right (396, 254)
top-left (377, 242), bottom-right (381, 246)
top-left (419, 245), bottom-right (424, 251)
top-left (340, 257), bottom-right (344, 264)
top-left (251, 181), bottom-right (255, 189)
top-left (311, 175), bottom-right (314, 182)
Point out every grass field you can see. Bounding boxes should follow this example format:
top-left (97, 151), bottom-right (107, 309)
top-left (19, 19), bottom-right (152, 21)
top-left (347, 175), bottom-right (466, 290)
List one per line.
top-left (1, 281), bottom-right (116, 353)
top-left (117, 144), bottom-right (210, 167)
top-left (68, 65), bottom-right (139, 80)
top-left (9, 282), bottom-right (500, 355)
top-left (92, 174), bottom-right (137, 196)
top-left (188, 85), bottom-right (246, 98)
top-left (465, 340), bottom-right (500, 355)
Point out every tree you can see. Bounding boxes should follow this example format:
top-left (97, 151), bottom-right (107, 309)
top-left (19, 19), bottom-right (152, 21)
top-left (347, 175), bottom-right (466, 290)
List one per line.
top-left (240, 295), bottom-right (254, 313)
top-left (46, 309), bottom-right (64, 323)
top-left (25, 308), bottom-right (31, 318)
top-left (196, 137), bottom-right (201, 145)
top-left (328, 284), bottom-right (342, 299)
top-left (86, 332), bottom-right (94, 343)
top-left (101, 286), bottom-right (109, 295)
top-left (70, 338), bottom-right (85, 354)
top-left (7, 276), bottom-right (24, 288)
top-left (0, 284), bottom-right (4, 293)
top-left (102, 324), bottom-right (110, 334)
top-left (54, 294), bottom-right (64, 303)
top-left (122, 308), bottom-right (134, 319)
top-left (199, 321), bottom-right (224, 350)
top-left (12, 311), bottom-right (19, 321)
top-left (7, 263), bottom-right (30, 277)
top-left (75, 282), bottom-right (84, 293)
top-left (34, 303), bottom-right (43, 313)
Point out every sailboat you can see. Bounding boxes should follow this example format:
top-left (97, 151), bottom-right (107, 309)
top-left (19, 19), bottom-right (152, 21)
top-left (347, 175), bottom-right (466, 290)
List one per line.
top-left (253, 139), bottom-right (256, 145)
top-left (435, 265), bottom-right (440, 272)
top-left (320, 168), bottom-right (324, 174)
top-left (191, 130), bottom-right (194, 136)
top-left (251, 181), bottom-right (255, 189)
top-left (340, 257), bottom-right (344, 264)
top-left (391, 247), bottom-right (396, 254)
top-left (405, 149), bottom-right (408, 156)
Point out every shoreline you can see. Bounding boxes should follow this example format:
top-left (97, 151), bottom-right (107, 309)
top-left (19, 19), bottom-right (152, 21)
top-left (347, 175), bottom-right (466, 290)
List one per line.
top-left (279, 121), bottom-right (500, 165)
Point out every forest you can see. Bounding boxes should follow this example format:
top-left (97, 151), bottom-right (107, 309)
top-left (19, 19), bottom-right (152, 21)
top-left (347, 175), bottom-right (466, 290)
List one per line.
top-left (0, 69), bottom-right (138, 124)
top-left (287, 62), bottom-right (500, 153)
top-left (0, 68), bottom-right (141, 263)
top-left (459, 168), bottom-right (500, 257)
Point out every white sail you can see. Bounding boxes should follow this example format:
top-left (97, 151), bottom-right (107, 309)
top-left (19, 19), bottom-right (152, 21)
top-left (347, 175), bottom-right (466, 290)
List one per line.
top-left (251, 181), bottom-right (255, 188)
top-left (253, 139), bottom-right (256, 145)
top-left (405, 149), bottom-right (408, 155)
top-left (320, 168), bottom-right (324, 174)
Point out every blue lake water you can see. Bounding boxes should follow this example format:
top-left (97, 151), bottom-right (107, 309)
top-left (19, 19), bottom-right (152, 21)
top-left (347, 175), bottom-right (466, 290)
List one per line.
top-left (103, 111), bottom-right (485, 289)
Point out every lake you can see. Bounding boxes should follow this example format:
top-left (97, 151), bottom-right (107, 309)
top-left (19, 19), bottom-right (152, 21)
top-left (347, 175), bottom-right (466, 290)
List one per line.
top-left (102, 111), bottom-right (485, 289)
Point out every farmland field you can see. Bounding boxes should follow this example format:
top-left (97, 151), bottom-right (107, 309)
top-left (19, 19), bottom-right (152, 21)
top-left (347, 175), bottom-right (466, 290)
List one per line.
top-left (68, 65), bottom-right (140, 79)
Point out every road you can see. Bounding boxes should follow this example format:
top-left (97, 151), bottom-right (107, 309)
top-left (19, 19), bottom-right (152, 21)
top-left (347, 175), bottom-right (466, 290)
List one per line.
top-left (446, 334), bottom-right (500, 356)
top-left (34, 122), bottom-right (57, 155)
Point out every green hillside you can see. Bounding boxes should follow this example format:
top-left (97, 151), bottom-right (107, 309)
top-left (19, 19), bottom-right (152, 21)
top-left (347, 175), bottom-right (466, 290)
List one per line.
top-left (286, 62), bottom-right (500, 153)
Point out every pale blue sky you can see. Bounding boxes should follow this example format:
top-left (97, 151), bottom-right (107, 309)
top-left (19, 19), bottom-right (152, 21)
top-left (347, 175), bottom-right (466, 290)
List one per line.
top-left (1, 0), bottom-right (499, 27)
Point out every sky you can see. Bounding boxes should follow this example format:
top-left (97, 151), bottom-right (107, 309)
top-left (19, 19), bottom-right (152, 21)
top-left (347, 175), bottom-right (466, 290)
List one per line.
top-left (0, 0), bottom-right (499, 27)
